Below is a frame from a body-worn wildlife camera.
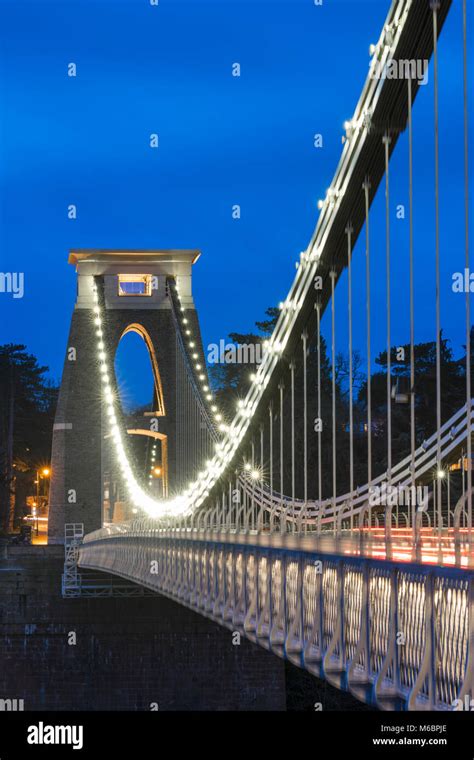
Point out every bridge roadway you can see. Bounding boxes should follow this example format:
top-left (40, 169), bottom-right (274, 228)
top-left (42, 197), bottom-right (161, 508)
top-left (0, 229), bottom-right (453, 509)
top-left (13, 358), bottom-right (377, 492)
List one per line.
top-left (76, 523), bottom-right (474, 712)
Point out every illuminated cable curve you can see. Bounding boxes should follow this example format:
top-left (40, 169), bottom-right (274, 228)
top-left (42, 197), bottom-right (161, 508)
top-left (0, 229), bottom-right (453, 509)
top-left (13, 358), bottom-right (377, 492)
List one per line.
top-left (93, 285), bottom-right (185, 518)
top-left (92, 12), bottom-right (411, 518)
top-left (93, 270), bottom-right (291, 517)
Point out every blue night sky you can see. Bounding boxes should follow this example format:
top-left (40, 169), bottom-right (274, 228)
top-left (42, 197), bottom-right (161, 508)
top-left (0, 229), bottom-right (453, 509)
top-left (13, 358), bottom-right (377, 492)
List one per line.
top-left (0, 0), bottom-right (472, 409)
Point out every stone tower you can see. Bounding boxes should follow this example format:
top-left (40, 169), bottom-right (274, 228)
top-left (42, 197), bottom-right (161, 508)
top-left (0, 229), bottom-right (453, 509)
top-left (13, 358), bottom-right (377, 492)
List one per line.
top-left (48, 250), bottom-right (213, 544)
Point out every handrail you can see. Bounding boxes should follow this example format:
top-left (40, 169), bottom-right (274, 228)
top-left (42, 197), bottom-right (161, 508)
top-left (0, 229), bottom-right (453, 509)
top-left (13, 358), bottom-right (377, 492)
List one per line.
top-left (237, 401), bottom-right (474, 529)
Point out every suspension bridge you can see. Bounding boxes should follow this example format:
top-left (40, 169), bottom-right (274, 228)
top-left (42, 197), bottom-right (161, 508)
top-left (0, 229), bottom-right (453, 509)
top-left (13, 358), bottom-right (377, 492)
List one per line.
top-left (47, 0), bottom-right (473, 711)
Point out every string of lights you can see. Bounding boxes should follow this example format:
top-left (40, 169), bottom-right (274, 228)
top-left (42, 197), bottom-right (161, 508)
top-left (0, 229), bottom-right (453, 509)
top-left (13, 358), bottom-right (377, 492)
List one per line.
top-left (92, 2), bottom-right (417, 519)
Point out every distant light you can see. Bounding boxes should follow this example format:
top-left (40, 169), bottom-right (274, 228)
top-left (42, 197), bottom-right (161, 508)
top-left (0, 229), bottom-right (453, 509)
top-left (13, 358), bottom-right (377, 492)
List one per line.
top-left (437, 469), bottom-right (446, 479)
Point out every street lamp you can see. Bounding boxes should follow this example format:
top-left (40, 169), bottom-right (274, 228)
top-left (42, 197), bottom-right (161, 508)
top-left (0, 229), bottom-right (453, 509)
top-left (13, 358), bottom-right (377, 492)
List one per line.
top-left (36, 467), bottom-right (51, 518)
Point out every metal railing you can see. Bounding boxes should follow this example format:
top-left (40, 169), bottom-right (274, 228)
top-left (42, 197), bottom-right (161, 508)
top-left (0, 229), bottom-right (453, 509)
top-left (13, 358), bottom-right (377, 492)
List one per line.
top-left (77, 526), bottom-right (474, 711)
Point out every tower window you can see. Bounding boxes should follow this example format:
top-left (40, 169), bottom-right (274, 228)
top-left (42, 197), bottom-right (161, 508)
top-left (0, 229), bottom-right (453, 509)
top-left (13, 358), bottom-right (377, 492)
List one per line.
top-left (118, 275), bottom-right (153, 296)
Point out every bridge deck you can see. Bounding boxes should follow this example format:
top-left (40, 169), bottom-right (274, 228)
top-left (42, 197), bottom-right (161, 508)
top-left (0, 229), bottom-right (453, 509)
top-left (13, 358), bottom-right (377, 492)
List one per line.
top-left (93, 525), bottom-right (474, 570)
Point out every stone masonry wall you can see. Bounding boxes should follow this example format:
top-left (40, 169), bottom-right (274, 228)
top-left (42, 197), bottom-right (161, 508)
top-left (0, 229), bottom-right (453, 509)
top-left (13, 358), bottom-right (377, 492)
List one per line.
top-left (0, 546), bottom-right (286, 711)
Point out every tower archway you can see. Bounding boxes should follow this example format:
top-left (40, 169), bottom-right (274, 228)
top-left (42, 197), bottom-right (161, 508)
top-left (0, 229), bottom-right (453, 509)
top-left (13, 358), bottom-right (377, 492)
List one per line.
top-left (118, 323), bottom-right (166, 417)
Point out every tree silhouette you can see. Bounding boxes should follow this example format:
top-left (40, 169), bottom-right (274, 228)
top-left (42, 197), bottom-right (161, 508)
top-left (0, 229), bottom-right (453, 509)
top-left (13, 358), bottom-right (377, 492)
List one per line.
top-left (0, 345), bottom-right (58, 533)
